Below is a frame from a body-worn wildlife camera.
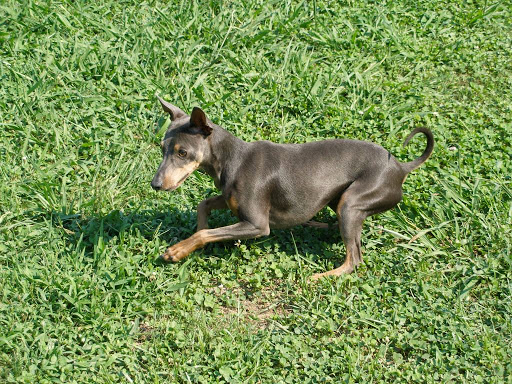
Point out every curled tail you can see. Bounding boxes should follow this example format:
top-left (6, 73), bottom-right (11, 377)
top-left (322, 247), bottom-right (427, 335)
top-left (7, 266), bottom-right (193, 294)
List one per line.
top-left (401, 127), bottom-right (434, 173)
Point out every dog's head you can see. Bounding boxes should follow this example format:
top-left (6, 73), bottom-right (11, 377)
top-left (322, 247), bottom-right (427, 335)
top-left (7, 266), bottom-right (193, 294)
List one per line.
top-left (151, 97), bottom-right (212, 191)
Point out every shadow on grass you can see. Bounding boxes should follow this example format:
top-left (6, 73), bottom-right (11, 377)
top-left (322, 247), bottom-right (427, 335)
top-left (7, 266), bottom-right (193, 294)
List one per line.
top-left (49, 207), bottom-right (343, 265)
top-left (52, 207), bottom-right (193, 250)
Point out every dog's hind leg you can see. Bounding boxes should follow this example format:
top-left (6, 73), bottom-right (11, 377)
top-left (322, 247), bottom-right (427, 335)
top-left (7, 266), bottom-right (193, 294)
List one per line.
top-left (302, 220), bottom-right (331, 229)
top-left (311, 174), bottom-right (403, 280)
top-left (311, 191), bottom-right (366, 279)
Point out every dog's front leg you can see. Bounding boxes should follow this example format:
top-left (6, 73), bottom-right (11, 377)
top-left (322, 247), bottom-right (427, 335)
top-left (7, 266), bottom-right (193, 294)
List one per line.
top-left (161, 221), bottom-right (270, 262)
top-left (196, 195), bottom-right (227, 230)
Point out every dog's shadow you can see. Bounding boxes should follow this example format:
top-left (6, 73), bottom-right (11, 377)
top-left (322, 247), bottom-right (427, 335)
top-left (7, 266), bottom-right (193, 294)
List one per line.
top-left (52, 207), bottom-right (341, 265)
top-left (54, 207), bottom-right (193, 256)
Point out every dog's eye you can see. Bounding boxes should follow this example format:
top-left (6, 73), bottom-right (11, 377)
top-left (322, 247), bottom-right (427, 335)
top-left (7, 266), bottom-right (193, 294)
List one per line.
top-left (177, 149), bottom-right (187, 158)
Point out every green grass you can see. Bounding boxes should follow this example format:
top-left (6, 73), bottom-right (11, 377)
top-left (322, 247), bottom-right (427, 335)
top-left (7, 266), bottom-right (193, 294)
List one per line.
top-left (1, 0), bottom-right (511, 382)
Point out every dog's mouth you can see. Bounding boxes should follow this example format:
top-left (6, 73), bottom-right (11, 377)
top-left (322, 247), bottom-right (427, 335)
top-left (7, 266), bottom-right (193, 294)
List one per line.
top-left (163, 172), bottom-right (192, 191)
top-left (158, 161), bottom-right (201, 191)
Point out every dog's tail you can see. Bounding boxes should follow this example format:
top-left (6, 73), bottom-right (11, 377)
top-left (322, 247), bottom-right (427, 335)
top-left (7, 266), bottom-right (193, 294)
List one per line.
top-left (401, 127), bottom-right (434, 173)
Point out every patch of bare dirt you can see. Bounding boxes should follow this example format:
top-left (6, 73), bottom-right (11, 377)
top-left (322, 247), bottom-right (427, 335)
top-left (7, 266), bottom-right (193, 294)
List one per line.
top-left (136, 322), bottom-right (155, 344)
top-left (211, 282), bottom-right (292, 330)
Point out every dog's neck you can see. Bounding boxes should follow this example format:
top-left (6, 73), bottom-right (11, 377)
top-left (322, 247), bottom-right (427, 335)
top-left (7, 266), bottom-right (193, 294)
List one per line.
top-left (200, 125), bottom-right (247, 189)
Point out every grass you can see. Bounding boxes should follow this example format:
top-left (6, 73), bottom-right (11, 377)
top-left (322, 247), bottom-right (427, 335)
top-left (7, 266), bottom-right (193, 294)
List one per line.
top-left (0, 0), bottom-right (511, 382)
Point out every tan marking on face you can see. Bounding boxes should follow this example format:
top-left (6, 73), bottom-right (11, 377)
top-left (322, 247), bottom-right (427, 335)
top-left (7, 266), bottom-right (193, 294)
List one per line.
top-left (161, 161), bottom-right (200, 190)
top-left (227, 195), bottom-right (239, 217)
top-left (173, 144), bottom-right (180, 152)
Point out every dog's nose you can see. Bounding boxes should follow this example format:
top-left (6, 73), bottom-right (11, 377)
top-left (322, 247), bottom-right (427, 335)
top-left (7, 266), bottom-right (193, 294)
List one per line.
top-left (151, 178), bottom-right (162, 190)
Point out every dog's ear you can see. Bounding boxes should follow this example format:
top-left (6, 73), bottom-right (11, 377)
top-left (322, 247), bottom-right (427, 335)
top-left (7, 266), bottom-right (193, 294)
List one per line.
top-left (190, 107), bottom-right (213, 136)
top-left (157, 95), bottom-right (186, 121)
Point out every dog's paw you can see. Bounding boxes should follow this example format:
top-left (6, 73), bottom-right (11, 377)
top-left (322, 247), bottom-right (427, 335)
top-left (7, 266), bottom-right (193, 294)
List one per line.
top-left (160, 244), bottom-right (190, 262)
top-left (159, 252), bottom-right (176, 263)
top-left (310, 264), bottom-right (354, 280)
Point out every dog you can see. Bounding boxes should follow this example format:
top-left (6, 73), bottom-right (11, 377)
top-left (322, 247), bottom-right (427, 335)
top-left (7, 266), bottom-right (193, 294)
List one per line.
top-left (151, 96), bottom-right (434, 279)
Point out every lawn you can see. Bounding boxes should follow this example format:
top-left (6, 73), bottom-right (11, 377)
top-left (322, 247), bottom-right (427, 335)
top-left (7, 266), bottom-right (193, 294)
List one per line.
top-left (1, 0), bottom-right (511, 382)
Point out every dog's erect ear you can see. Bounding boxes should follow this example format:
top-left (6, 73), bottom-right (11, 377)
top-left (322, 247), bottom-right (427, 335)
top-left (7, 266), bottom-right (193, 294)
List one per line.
top-left (157, 95), bottom-right (186, 121)
top-left (190, 107), bottom-right (213, 136)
